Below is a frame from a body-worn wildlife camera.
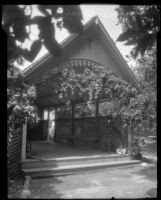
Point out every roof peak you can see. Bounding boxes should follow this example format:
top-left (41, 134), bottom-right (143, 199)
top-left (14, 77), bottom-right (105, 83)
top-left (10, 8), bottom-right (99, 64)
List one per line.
top-left (23, 16), bottom-right (99, 74)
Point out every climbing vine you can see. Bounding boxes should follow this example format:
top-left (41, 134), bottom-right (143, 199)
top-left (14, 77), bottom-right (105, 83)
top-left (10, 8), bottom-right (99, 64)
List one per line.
top-left (52, 63), bottom-right (156, 137)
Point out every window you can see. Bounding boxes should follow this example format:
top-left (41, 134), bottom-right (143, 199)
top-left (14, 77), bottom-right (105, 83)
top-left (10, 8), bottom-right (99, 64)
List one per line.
top-left (43, 109), bottom-right (48, 120)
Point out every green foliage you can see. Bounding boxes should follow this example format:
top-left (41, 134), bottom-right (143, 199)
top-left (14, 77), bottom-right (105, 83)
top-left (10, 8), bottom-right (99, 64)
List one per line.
top-left (3, 5), bottom-right (83, 64)
top-left (7, 66), bottom-right (39, 133)
top-left (115, 6), bottom-right (157, 136)
top-left (50, 64), bottom-right (110, 102)
top-left (131, 47), bottom-right (157, 135)
top-left (130, 138), bottom-right (142, 160)
top-left (116, 5), bottom-right (160, 57)
top-left (49, 62), bottom-right (156, 137)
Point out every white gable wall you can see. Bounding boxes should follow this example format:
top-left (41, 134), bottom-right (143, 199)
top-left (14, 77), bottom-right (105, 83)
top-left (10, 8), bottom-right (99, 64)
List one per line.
top-left (61, 28), bottom-right (123, 78)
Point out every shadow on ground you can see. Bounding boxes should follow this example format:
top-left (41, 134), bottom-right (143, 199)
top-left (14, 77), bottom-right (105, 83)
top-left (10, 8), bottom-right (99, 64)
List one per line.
top-left (131, 162), bottom-right (157, 198)
top-left (28, 176), bottom-right (64, 199)
top-left (132, 162), bottom-right (157, 181)
top-left (146, 188), bottom-right (157, 198)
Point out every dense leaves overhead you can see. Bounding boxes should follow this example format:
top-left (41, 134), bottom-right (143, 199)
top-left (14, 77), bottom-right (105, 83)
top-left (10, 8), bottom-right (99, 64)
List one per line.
top-left (3, 5), bottom-right (83, 64)
top-left (116, 5), bottom-right (160, 58)
top-left (62, 5), bottom-right (83, 33)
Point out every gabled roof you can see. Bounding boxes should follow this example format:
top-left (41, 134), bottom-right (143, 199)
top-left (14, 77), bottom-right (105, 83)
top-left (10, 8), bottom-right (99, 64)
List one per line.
top-left (23, 16), bottom-right (98, 76)
top-left (23, 16), bottom-right (142, 92)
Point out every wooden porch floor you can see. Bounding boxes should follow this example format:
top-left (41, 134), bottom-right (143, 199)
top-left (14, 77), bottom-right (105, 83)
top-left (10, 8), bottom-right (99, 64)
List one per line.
top-left (28, 141), bottom-right (113, 160)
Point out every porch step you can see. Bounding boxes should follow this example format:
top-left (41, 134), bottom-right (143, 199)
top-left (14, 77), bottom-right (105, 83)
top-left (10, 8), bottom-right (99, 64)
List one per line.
top-left (21, 154), bottom-right (130, 169)
top-left (22, 155), bottom-right (141, 178)
top-left (23, 160), bottom-right (140, 178)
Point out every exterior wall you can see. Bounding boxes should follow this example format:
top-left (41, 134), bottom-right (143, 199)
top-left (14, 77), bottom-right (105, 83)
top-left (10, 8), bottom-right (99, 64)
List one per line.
top-left (62, 30), bottom-right (122, 77)
top-left (26, 28), bottom-right (124, 81)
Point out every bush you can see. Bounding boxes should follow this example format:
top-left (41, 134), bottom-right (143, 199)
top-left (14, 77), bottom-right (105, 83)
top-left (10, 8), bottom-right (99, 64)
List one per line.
top-left (130, 138), bottom-right (143, 160)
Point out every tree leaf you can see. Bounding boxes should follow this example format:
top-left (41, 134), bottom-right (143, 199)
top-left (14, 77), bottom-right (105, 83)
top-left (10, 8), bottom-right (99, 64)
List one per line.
top-left (117, 29), bottom-right (137, 42)
top-left (43, 37), bottom-right (62, 57)
top-left (2, 5), bottom-right (28, 42)
top-left (122, 5), bottom-right (134, 14)
top-left (7, 104), bottom-right (16, 119)
top-left (7, 75), bottom-right (24, 89)
top-left (2, 6), bottom-right (22, 29)
top-left (36, 16), bottom-right (62, 57)
top-left (137, 33), bottom-right (155, 56)
top-left (36, 16), bottom-right (54, 40)
top-left (62, 5), bottom-right (83, 34)
top-left (63, 5), bottom-right (83, 20)
top-left (135, 14), bottom-right (144, 32)
top-left (13, 20), bottom-right (28, 42)
top-left (31, 16), bottom-right (45, 24)
top-left (37, 5), bottom-right (60, 16)
top-left (23, 40), bottom-right (42, 62)
top-left (124, 38), bottom-right (138, 46)
top-left (7, 35), bottom-right (24, 62)
top-left (37, 5), bottom-right (50, 16)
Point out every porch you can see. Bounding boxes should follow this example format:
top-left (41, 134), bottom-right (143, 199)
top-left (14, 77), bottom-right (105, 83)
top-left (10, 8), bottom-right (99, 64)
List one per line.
top-left (21, 58), bottom-right (138, 178)
top-left (22, 141), bottom-right (140, 178)
top-left (27, 141), bottom-right (110, 160)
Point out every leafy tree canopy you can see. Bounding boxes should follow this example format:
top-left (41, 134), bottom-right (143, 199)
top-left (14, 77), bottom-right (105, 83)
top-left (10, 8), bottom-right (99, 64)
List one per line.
top-left (115, 5), bottom-right (160, 58)
top-left (3, 5), bottom-right (83, 65)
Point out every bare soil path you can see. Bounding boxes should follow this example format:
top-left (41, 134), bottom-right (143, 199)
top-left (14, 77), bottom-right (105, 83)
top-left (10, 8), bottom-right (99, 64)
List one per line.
top-left (28, 164), bottom-right (157, 199)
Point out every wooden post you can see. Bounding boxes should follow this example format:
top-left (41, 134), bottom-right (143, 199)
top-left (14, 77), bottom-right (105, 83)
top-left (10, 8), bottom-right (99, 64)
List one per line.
top-left (54, 107), bottom-right (57, 143)
top-left (71, 103), bottom-right (75, 136)
top-left (70, 103), bottom-right (75, 144)
top-left (21, 117), bottom-right (27, 161)
top-left (95, 101), bottom-right (99, 138)
top-left (128, 123), bottom-right (133, 154)
top-left (47, 108), bottom-right (50, 142)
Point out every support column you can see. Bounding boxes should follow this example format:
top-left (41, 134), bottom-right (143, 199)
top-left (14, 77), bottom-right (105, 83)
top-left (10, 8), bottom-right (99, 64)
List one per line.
top-left (54, 107), bottom-right (57, 143)
top-left (95, 101), bottom-right (99, 137)
top-left (21, 117), bottom-right (27, 161)
top-left (47, 108), bottom-right (50, 142)
top-left (128, 125), bottom-right (133, 154)
top-left (70, 103), bottom-right (75, 144)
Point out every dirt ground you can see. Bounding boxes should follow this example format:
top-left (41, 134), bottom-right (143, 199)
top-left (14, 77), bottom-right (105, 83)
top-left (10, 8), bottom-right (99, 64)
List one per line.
top-left (28, 164), bottom-right (157, 199)
top-left (8, 139), bottom-right (157, 198)
top-left (8, 176), bottom-right (25, 199)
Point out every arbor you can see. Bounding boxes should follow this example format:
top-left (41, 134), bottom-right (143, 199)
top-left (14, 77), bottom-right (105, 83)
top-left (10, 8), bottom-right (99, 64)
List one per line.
top-left (116, 5), bottom-right (160, 57)
top-left (51, 62), bottom-right (154, 137)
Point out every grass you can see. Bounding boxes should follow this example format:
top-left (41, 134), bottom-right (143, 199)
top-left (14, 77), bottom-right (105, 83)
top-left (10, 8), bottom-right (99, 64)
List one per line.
top-left (136, 163), bottom-right (157, 181)
top-left (141, 142), bottom-right (157, 155)
top-left (134, 162), bottom-right (157, 198)
top-left (146, 188), bottom-right (157, 198)
top-left (135, 138), bottom-right (157, 198)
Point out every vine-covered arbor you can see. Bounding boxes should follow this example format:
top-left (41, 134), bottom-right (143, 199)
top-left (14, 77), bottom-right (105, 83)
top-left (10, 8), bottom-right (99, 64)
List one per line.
top-left (26, 58), bottom-right (128, 154)
top-left (22, 16), bottom-right (141, 159)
